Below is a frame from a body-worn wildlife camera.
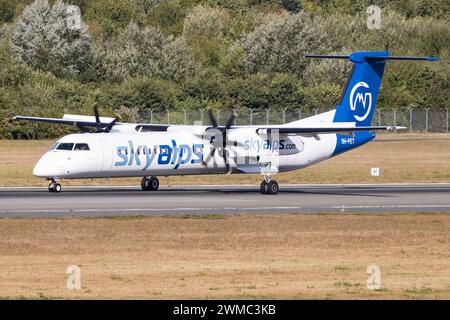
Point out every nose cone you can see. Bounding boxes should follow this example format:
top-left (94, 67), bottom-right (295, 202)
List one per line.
top-left (33, 157), bottom-right (51, 177)
top-left (33, 153), bottom-right (65, 178)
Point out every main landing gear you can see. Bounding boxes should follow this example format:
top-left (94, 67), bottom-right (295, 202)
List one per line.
top-left (141, 176), bottom-right (159, 191)
top-left (260, 179), bottom-right (279, 195)
top-left (259, 162), bottom-right (279, 195)
top-left (48, 179), bottom-right (62, 193)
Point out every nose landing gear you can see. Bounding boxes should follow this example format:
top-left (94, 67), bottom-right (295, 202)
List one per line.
top-left (48, 180), bottom-right (62, 193)
top-left (141, 176), bottom-right (159, 191)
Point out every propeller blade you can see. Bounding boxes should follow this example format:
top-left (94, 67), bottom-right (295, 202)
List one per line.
top-left (94, 105), bottom-right (100, 124)
top-left (200, 111), bottom-right (238, 174)
top-left (208, 109), bottom-right (218, 128)
top-left (224, 149), bottom-right (231, 174)
top-left (104, 119), bottom-right (116, 133)
top-left (224, 112), bottom-right (235, 129)
top-left (202, 147), bottom-right (216, 166)
top-left (93, 104), bottom-right (102, 132)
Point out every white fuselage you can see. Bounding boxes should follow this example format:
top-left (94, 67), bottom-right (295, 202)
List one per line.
top-left (33, 126), bottom-right (344, 180)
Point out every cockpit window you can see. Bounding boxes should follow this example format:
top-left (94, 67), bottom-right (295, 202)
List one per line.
top-left (56, 143), bottom-right (74, 151)
top-left (74, 143), bottom-right (90, 151)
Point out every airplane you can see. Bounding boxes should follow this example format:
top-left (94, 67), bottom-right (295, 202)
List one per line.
top-left (14, 51), bottom-right (439, 194)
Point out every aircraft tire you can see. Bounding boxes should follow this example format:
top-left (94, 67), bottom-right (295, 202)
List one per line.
top-left (267, 181), bottom-right (279, 195)
top-left (149, 177), bottom-right (159, 191)
top-left (141, 176), bottom-right (159, 191)
top-left (141, 177), bottom-right (151, 191)
top-left (48, 182), bottom-right (62, 193)
top-left (260, 181), bottom-right (268, 194)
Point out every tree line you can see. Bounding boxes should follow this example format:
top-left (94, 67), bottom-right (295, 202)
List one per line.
top-left (0, 0), bottom-right (448, 138)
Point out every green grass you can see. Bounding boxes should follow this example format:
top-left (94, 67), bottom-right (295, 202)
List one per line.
top-left (1, 134), bottom-right (450, 186)
top-left (0, 292), bottom-right (63, 300)
top-left (334, 264), bottom-right (349, 272)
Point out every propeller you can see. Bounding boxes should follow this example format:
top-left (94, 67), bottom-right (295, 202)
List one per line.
top-left (94, 105), bottom-right (117, 133)
top-left (199, 110), bottom-right (238, 173)
top-left (76, 104), bottom-right (116, 133)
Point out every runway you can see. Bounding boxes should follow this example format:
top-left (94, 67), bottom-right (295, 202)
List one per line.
top-left (1, 183), bottom-right (450, 217)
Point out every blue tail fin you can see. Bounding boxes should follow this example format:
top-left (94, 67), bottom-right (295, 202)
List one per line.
top-left (305, 52), bottom-right (440, 127)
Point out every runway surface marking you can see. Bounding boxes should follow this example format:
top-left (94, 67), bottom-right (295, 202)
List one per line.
top-left (1, 183), bottom-right (450, 216)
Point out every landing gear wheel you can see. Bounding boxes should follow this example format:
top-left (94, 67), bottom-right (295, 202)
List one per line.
top-left (267, 180), bottom-right (279, 194)
top-left (141, 176), bottom-right (159, 191)
top-left (48, 182), bottom-right (61, 193)
top-left (141, 177), bottom-right (149, 191)
top-left (260, 180), bottom-right (278, 195)
top-left (149, 177), bottom-right (159, 191)
top-left (260, 181), bottom-right (268, 194)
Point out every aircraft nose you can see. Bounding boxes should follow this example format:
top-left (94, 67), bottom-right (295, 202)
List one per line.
top-left (33, 153), bottom-right (66, 178)
top-left (33, 157), bottom-right (50, 177)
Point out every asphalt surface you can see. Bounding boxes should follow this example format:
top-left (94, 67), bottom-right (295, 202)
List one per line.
top-left (1, 184), bottom-right (450, 217)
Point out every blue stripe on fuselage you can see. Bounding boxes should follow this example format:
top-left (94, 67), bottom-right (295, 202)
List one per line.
top-left (332, 131), bottom-right (375, 157)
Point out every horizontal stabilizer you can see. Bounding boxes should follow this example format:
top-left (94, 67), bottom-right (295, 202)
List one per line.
top-left (305, 53), bottom-right (440, 62)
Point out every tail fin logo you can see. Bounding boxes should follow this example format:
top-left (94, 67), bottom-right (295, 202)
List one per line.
top-left (350, 82), bottom-right (372, 122)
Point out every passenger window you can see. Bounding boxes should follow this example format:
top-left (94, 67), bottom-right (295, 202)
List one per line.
top-left (74, 143), bottom-right (90, 151)
top-left (56, 143), bottom-right (74, 151)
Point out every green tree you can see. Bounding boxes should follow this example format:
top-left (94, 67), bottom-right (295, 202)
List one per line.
top-left (84, 0), bottom-right (138, 37)
top-left (0, 0), bottom-right (16, 23)
top-left (102, 23), bottom-right (195, 82)
top-left (11, 0), bottom-right (92, 77)
top-left (280, 0), bottom-right (300, 13)
top-left (183, 5), bottom-right (230, 40)
top-left (96, 76), bottom-right (181, 114)
top-left (146, 0), bottom-right (186, 35)
top-left (241, 12), bottom-right (335, 77)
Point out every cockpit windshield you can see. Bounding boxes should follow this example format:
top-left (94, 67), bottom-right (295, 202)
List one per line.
top-left (53, 142), bottom-right (90, 151)
top-left (56, 143), bottom-right (74, 151)
top-left (74, 143), bottom-right (90, 151)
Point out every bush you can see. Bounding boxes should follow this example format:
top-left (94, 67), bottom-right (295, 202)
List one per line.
top-left (102, 23), bottom-right (195, 82)
top-left (1, 1), bottom-right (449, 139)
top-left (183, 5), bottom-right (230, 40)
top-left (280, 0), bottom-right (300, 13)
top-left (146, 0), bottom-right (186, 35)
top-left (84, 0), bottom-right (138, 37)
top-left (11, 0), bottom-right (92, 77)
top-left (96, 76), bottom-right (181, 114)
top-left (0, 0), bottom-right (15, 23)
top-left (241, 11), bottom-right (335, 77)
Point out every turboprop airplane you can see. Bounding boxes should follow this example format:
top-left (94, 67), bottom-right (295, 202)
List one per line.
top-left (14, 51), bottom-right (439, 194)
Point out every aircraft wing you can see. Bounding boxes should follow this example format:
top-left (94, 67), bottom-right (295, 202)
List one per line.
top-left (14, 115), bottom-right (115, 127)
top-left (14, 115), bottom-right (405, 134)
top-left (255, 126), bottom-right (406, 134)
top-left (14, 115), bottom-right (170, 132)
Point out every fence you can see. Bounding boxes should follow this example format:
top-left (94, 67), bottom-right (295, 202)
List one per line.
top-left (139, 108), bottom-right (450, 133)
